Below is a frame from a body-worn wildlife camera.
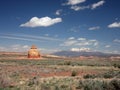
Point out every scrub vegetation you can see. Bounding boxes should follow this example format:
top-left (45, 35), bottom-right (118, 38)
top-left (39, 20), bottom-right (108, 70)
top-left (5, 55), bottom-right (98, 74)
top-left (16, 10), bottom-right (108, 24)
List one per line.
top-left (0, 54), bottom-right (120, 90)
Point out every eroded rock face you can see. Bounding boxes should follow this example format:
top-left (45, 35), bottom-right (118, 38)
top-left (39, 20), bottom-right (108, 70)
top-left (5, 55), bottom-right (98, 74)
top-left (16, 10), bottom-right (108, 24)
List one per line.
top-left (28, 45), bottom-right (41, 58)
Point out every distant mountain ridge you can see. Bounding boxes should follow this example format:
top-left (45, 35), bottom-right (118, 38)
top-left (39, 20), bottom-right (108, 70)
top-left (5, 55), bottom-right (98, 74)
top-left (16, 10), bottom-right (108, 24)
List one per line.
top-left (53, 51), bottom-right (120, 57)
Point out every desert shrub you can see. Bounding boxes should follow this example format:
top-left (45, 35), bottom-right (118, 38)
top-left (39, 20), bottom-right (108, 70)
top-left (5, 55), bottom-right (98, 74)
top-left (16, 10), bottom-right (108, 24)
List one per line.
top-left (60, 84), bottom-right (69, 89)
top-left (76, 80), bottom-right (83, 89)
top-left (57, 62), bottom-right (64, 65)
top-left (0, 75), bottom-right (11, 88)
top-left (82, 80), bottom-right (104, 90)
top-left (90, 70), bottom-right (120, 79)
top-left (103, 70), bottom-right (120, 79)
top-left (40, 84), bottom-right (50, 90)
top-left (78, 71), bottom-right (120, 89)
top-left (83, 74), bottom-right (96, 79)
top-left (76, 79), bottom-right (120, 90)
top-left (116, 74), bottom-right (120, 78)
top-left (103, 73), bottom-right (113, 78)
top-left (54, 86), bottom-right (59, 90)
top-left (39, 77), bottom-right (74, 90)
top-left (71, 70), bottom-right (77, 77)
top-left (113, 64), bottom-right (120, 68)
top-left (2, 87), bottom-right (21, 90)
top-left (27, 77), bottom-right (39, 86)
top-left (64, 61), bottom-right (71, 65)
top-left (109, 79), bottom-right (120, 90)
top-left (10, 71), bottom-right (20, 80)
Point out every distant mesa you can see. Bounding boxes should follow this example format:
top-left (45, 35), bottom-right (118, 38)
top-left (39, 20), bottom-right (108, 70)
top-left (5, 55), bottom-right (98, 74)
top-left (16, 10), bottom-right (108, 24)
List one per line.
top-left (28, 45), bottom-right (41, 59)
top-left (53, 50), bottom-right (120, 57)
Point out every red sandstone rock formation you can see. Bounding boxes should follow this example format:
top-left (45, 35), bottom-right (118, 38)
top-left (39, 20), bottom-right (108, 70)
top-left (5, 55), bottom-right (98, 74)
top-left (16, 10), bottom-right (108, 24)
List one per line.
top-left (28, 45), bottom-right (41, 58)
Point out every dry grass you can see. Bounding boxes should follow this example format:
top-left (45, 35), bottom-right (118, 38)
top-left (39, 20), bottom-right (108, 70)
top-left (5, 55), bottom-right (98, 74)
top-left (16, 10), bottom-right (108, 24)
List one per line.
top-left (0, 53), bottom-right (120, 89)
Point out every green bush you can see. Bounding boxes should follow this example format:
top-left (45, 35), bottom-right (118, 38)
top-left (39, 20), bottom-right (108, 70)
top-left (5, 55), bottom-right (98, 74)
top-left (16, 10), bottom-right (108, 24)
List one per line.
top-left (82, 80), bottom-right (104, 90)
top-left (71, 71), bottom-right (77, 77)
top-left (77, 79), bottom-right (120, 90)
top-left (88, 70), bottom-right (120, 79)
top-left (64, 61), bottom-right (71, 65)
top-left (103, 70), bottom-right (120, 79)
top-left (103, 73), bottom-right (113, 78)
top-left (83, 74), bottom-right (96, 79)
top-left (109, 79), bottom-right (120, 90)
top-left (113, 64), bottom-right (120, 68)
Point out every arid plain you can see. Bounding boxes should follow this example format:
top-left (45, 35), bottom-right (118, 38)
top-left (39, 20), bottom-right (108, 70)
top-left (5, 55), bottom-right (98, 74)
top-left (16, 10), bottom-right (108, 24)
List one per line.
top-left (0, 52), bottom-right (120, 90)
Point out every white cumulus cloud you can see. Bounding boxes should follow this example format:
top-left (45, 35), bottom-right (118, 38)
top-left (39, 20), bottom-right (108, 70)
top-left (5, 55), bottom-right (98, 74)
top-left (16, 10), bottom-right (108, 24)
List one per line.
top-left (78, 38), bottom-right (86, 41)
top-left (88, 26), bottom-right (100, 30)
top-left (61, 37), bottom-right (99, 46)
top-left (20, 16), bottom-right (62, 27)
top-left (114, 39), bottom-right (120, 43)
top-left (91, 0), bottom-right (105, 9)
top-left (71, 47), bottom-right (90, 52)
top-left (63, 0), bottom-right (105, 11)
top-left (71, 5), bottom-right (89, 11)
top-left (10, 44), bottom-right (30, 51)
top-left (105, 45), bottom-right (111, 48)
top-left (108, 22), bottom-right (120, 28)
top-left (65, 0), bottom-right (86, 5)
top-left (61, 40), bottom-right (77, 46)
top-left (0, 44), bottom-right (30, 52)
top-left (68, 37), bottom-right (75, 40)
top-left (55, 9), bottom-right (62, 15)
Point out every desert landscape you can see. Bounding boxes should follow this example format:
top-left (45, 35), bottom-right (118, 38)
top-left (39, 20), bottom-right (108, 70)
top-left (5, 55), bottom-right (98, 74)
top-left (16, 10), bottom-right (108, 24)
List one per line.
top-left (0, 0), bottom-right (120, 90)
top-left (0, 51), bottom-right (120, 90)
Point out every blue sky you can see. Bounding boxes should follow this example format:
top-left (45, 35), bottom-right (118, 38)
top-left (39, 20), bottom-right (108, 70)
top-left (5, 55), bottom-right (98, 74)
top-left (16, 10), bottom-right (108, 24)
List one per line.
top-left (0, 0), bottom-right (120, 54)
